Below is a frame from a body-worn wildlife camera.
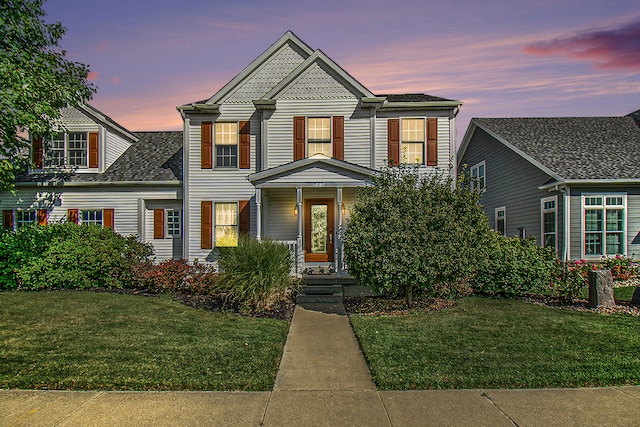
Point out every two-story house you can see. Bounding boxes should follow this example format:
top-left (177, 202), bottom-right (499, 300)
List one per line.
top-left (1, 31), bottom-right (462, 275)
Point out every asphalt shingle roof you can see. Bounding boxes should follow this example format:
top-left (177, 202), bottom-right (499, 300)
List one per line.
top-left (378, 93), bottom-right (455, 102)
top-left (475, 116), bottom-right (640, 180)
top-left (17, 131), bottom-right (183, 184)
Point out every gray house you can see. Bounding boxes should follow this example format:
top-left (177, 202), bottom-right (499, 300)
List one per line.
top-left (457, 111), bottom-right (640, 262)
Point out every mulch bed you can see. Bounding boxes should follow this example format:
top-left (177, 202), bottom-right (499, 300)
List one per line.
top-left (343, 295), bottom-right (458, 316)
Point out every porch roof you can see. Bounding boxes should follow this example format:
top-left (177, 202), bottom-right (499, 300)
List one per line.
top-left (247, 155), bottom-right (376, 188)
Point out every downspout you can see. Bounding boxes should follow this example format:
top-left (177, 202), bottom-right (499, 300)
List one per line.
top-left (561, 186), bottom-right (570, 263)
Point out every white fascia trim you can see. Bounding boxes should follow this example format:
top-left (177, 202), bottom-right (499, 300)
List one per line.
top-left (19, 181), bottom-right (182, 187)
top-left (540, 179), bottom-right (640, 191)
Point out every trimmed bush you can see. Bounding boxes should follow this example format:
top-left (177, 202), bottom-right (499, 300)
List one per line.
top-left (133, 258), bottom-right (219, 295)
top-left (473, 235), bottom-right (558, 297)
top-left (16, 225), bottom-right (153, 290)
top-left (217, 235), bottom-right (293, 310)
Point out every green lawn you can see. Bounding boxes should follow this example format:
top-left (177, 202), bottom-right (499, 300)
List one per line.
top-left (614, 285), bottom-right (637, 302)
top-left (350, 297), bottom-right (640, 390)
top-left (0, 291), bottom-right (289, 391)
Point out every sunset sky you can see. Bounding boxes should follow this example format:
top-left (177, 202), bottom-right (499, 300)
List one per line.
top-left (44, 0), bottom-right (640, 145)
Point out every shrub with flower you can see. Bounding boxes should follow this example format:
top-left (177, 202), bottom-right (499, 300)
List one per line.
top-left (602, 255), bottom-right (638, 281)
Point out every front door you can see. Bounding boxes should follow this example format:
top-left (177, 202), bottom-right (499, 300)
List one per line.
top-left (304, 199), bottom-right (335, 262)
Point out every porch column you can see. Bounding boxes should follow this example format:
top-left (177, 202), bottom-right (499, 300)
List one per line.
top-left (296, 187), bottom-right (303, 260)
top-left (337, 187), bottom-right (343, 272)
top-left (255, 188), bottom-right (262, 241)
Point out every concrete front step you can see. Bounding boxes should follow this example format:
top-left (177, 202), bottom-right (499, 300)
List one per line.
top-left (296, 294), bottom-right (343, 303)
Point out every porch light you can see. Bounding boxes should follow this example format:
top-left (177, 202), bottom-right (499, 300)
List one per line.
top-left (341, 205), bottom-right (347, 216)
top-left (294, 205), bottom-right (298, 216)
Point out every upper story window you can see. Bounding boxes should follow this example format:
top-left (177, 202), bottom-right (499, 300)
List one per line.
top-left (34, 131), bottom-right (99, 170)
top-left (215, 122), bottom-right (238, 168)
top-left (583, 194), bottom-right (626, 257)
top-left (401, 118), bottom-right (425, 165)
top-left (307, 118), bottom-right (331, 157)
top-left (470, 161), bottom-right (486, 192)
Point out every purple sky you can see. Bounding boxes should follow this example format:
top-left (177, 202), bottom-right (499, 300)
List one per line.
top-left (44, 0), bottom-right (640, 145)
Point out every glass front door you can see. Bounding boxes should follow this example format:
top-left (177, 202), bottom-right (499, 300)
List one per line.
top-left (304, 199), bottom-right (334, 262)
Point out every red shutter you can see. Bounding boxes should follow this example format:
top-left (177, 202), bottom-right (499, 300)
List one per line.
top-left (333, 116), bottom-right (344, 160)
top-left (388, 119), bottom-right (400, 166)
top-left (201, 122), bottom-right (213, 169)
top-left (201, 201), bottom-right (213, 249)
top-left (426, 118), bottom-right (438, 166)
top-left (33, 137), bottom-right (43, 169)
top-left (3, 210), bottom-right (13, 229)
top-left (239, 121), bottom-right (250, 169)
top-left (293, 116), bottom-right (305, 161)
top-left (88, 132), bottom-right (99, 168)
top-left (103, 209), bottom-right (114, 229)
top-left (37, 209), bottom-right (48, 226)
top-left (239, 200), bottom-right (250, 234)
top-left (68, 209), bottom-right (79, 224)
top-left (154, 209), bottom-right (165, 239)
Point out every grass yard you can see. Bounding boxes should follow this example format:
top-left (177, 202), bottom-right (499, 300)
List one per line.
top-left (350, 296), bottom-right (640, 390)
top-left (0, 291), bottom-right (289, 391)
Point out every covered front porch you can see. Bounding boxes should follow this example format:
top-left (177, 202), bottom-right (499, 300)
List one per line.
top-left (248, 155), bottom-right (375, 276)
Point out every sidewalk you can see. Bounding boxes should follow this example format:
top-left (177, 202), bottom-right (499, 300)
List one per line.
top-left (2, 302), bottom-right (640, 426)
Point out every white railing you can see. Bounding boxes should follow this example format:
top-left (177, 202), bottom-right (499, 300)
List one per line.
top-left (275, 240), bottom-right (299, 276)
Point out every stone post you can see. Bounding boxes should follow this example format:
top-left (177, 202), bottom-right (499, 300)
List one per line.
top-left (588, 269), bottom-right (615, 308)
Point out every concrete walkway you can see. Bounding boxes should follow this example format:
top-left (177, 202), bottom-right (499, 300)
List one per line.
top-left (2, 302), bottom-right (640, 426)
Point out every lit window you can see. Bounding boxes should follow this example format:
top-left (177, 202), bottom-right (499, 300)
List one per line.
top-left (541, 196), bottom-right (557, 250)
top-left (401, 118), bottom-right (424, 164)
top-left (15, 211), bottom-right (37, 228)
top-left (215, 123), bottom-right (238, 167)
top-left (215, 202), bottom-right (238, 247)
top-left (583, 194), bottom-right (625, 257)
top-left (167, 210), bottom-right (181, 237)
top-left (495, 207), bottom-right (506, 236)
top-left (82, 210), bottom-right (103, 226)
top-left (307, 118), bottom-right (331, 157)
top-left (470, 161), bottom-right (486, 192)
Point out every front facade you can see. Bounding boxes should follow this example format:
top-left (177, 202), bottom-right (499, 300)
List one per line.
top-left (458, 113), bottom-right (640, 261)
top-left (2, 31), bottom-right (461, 274)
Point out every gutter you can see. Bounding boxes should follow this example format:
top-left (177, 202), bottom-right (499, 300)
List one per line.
top-left (539, 178), bottom-right (640, 191)
top-left (379, 100), bottom-right (463, 111)
top-left (17, 181), bottom-right (183, 188)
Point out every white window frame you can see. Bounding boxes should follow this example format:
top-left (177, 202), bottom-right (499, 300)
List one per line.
top-left (45, 132), bottom-right (89, 168)
top-left (541, 196), bottom-right (558, 252)
top-left (400, 117), bottom-right (425, 165)
top-left (15, 211), bottom-right (37, 229)
top-left (214, 122), bottom-right (238, 168)
top-left (581, 193), bottom-right (626, 259)
top-left (81, 209), bottom-right (103, 226)
top-left (307, 117), bottom-right (332, 157)
top-left (470, 161), bottom-right (486, 192)
top-left (166, 209), bottom-right (182, 238)
top-left (495, 206), bottom-right (506, 236)
top-left (214, 202), bottom-right (238, 247)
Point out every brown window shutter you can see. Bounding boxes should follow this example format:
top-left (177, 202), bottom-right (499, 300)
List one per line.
top-left (68, 209), bottom-right (79, 224)
top-left (426, 118), bottom-right (438, 166)
top-left (239, 200), bottom-right (250, 234)
top-left (37, 209), bottom-right (48, 226)
top-left (88, 132), bottom-right (99, 168)
top-left (239, 121), bottom-right (250, 169)
top-left (3, 210), bottom-right (14, 229)
top-left (153, 209), bottom-right (165, 239)
top-left (201, 122), bottom-right (213, 169)
top-left (387, 119), bottom-right (400, 166)
top-left (103, 209), bottom-right (114, 229)
top-left (201, 201), bottom-right (213, 249)
top-left (293, 116), bottom-right (305, 161)
top-left (332, 116), bottom-right (344, 160)
top-left (33, 137), bottom-right (43, 168)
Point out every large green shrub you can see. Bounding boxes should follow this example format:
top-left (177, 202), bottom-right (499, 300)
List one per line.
top-left (473, 234), bottom-right (559, 297)
top-left (344, 165), bottom-right (492, 307)
top-left (16, 225), bottom-right (153, 290)
top-left (217, 235), bottom-right (293, 310)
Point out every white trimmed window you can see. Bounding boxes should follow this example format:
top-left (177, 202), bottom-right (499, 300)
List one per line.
top-left (46, 132), bottom-right (88, 167)
top-left (495, 207), bottom-right (506, 236)
top-left (215, 202), bottom-right (238, 247)
top-left (167, 209), bottom-right (181, 238)
top-left (470, 161), bottom-right (486, 192)
top-left (215, 123), bottom-right (238, 167)
top-left (82, 210), bottom-right (103, 226)
top-left (541, 196), bottom-right (557, 251)
top-left (307, 118), bottom-right (331, 157)
top-left (401, 118), bottom-right (425, 165)
top-left (15, 211), bottom-right (37, 228)
top-left (583, 194), bottom-right (626, 257)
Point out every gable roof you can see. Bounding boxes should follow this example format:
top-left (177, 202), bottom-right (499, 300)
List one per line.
top-left (77, 104), bottom-right (139, 143)
top-left (458, 115), bottom-right (640, 183)
top-left (17, 131), bottom-right (183, 185)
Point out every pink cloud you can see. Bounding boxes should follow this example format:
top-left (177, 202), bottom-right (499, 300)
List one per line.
top-left (110, 77), bottom-right (123, 84)
top-left (97, 42), bottom-right (108, 52)
top-left (87, 71), bottom-right (99, 81)
top-left (523, 19), bottom-right (640, 70)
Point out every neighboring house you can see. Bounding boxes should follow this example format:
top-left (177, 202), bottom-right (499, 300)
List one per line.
top-left (457, 111), bottom-right (640, 262)
top-left (1, 31), bottom-right (462, 274)
top-left (1, 104), bottom-right (184, 260)
top-left (176, 31), bottom-right (461, 273)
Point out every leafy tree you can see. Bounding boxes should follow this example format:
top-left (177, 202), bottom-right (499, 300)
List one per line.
top-left (0, 0), bottom-right (95, 193)
top-left (344, 165), bottom-right (492, 307)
